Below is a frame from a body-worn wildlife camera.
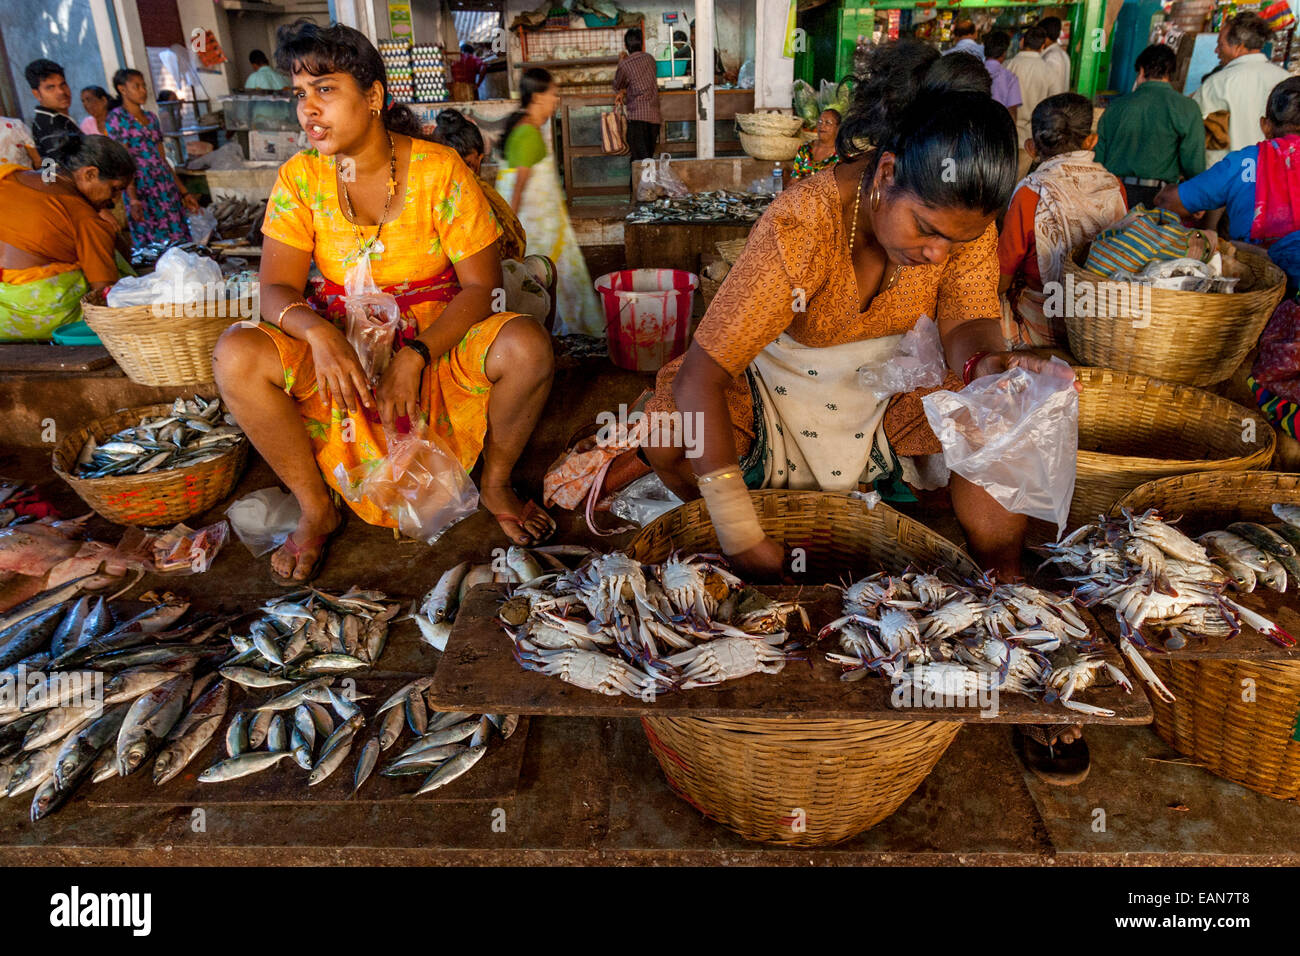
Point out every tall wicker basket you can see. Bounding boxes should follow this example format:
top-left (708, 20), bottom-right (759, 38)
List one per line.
top-left (81, 287), bottom-right (250, 387)
top-left (627, 491), bottom-right (972, 846)
top-left (1070, 368), bottom-right (1274, 528)
top-left (1113, 471), bottom-right (1300, 799)
top-left (1061, 241), bottom-right (1284, 387)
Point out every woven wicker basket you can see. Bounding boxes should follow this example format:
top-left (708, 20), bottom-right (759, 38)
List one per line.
top-left (52, 403), bottom-right (249, 526)
top-left (81, 287), bottom-right (250, 387)
top-left (628, 490), bottom-right (972, 846)
top-left (1112, 471), bottom-right (1300, 799)
top-left (738, 131), bottom-right (802, 162)
top-left (735, 111), bottom-right (806, 137)
top-left (715, 238), bottom-right (747, 264)
top-left (1061, 241), bottom-right (1285, 387)
top-left (1070, 368), bottom-right (1274, 529)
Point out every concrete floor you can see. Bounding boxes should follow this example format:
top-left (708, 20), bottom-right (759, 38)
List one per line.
top-left (1, 355), bottom-right (1298, 865)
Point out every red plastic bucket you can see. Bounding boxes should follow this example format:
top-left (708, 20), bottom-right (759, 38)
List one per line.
top-left (595, 269), bottom-right (698, 371)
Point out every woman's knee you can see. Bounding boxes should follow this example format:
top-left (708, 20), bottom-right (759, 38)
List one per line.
top-left (489, 315), bottom-right (554, 381)
top-left (213, 324), bottom-right (272, 386)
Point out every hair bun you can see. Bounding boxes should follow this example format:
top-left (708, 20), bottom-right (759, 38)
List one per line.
top-left (44, 129), bottom-right (84, 167)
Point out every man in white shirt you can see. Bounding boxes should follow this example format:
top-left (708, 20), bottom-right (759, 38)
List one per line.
top-left (1038, 17), bottom-right (1072, 91)
top-left (1194, 12), bottom-right (1290, 164)
top-left (1006, 25), bottom-right (1068, 178)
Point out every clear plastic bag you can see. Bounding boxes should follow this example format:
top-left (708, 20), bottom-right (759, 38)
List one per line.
top-left (737, 59), bottom-right (755, 89)
top-left (147, 521), bottom-right (230, 574)
top-left (922, 357), bottom-right (1079, 537)
top-left (858, 315), bottom-right (946, 401)
top-left (188, 208), bottom-right (219, 245)
top-left (609, 472), bottom-right (682, 527)
top-left (105, 247), bottom-right (223, 307)
top-left (342, 254), bottom-right (402, 385)
top-left (336, 423), bottom-right (479, 544)
top-left (225, 487), bottom-right (302, 556)
top-left (636, 153), bottom-right (690, 202)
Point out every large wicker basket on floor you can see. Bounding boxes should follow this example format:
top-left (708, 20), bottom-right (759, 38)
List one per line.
top-left (1112, 471), bottom-right (1300, 799)
top-left (81, 287), bottom-right (248, 387)
top-left (1061, 241), bottom-right (1285, 387)
top-left (52, 402), bottom-right (249, 526)
top-left (627, 490), bottom-right (973, 846)
top-left (1070, 368), bottom-right (1274, 529)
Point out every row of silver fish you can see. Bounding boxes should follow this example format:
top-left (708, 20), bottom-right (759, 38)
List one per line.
top-left (0, 581), bottom-right (230, 820)
top-left (74, 396), bottom-right (244, 478)
top-left (200, 587), bottom-right (400, 789)
top-left (625, 190), bottom-right (772, 224)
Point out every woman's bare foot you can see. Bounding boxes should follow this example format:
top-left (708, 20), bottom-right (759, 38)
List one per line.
top-left (270, 502), bottom-right (342, 582)
top-left (480, 483), bottom-right (554, 545)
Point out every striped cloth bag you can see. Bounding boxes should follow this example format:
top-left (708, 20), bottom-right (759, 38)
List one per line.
top-left (1083, 205), bottom-right (1196, 276)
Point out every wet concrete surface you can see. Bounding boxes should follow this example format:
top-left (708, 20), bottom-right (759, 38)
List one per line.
top-left (1, 357), bottom-right (1298, 864)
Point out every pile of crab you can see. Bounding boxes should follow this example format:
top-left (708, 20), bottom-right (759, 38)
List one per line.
top-left (1039, 508), bottom-right (1298, 705)
top-left (821, 570), bottom-right (1133, 716)
top-left (498, 551), bottom-right (808, 698)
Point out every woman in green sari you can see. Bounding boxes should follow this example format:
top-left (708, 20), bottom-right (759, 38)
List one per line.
top-left (0, 132), bottom-right (133, 339)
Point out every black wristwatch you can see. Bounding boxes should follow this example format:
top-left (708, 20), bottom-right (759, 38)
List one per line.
top-left (404, 339), bottom-right (432, 367)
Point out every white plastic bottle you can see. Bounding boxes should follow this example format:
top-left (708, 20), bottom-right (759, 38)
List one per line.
top-left (772, 162), bottom-right (783, 195)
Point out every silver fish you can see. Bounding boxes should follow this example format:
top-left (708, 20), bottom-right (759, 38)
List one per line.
top-left (6, 742), bottom-right (58, 796)
top-left (248, 709), bottom-right (274, 749)
top-left (458, 564), bottom-right (495, 604)
top-left (24, 704), bottom-right (100, 751)
top-left (405, 690), bottom-right (427, 735)
top-left (307, 701), bottom-right (333, 738)
top-left (488, 713), bottom-right (520, 740)
top-left (376, 677), bottom-right (435, 715)
top-left (267, 714), bottom-right (288, 752)
top-left (49, 596), bottom-right (93, 660)
top-left (407, 720), bottom-right (479, 748)
top-left (379, 706), bottom-right (405, 750)
top-left (390, 741), bottom-right (466, 769)
top-left (253, 677), bottom-right (335, 712)
top-left (54, 705), bottom-right (127, 790)
top-left (218, 666), bottom-right (293, 689)
top-left (428, 710), bottom-right (473, 732)
top-left (505, 547), bottom-right (543, 586)
top-left (352, 738), bottom-right (380, 795)
top-left (116, 673), bottom-right (191, 776)
top-left (225, 711), bottom-right (250, 757)
top-left (290, 727), bottom-right (313, 770)
top-left (421, 561), bottom-right (470, 624)
top-left (153, 680), bottom-right (230, 784)
top-left (308, 731), bottom-right (355, 786)
top-left (416, 744), bottom-right (487, 795)
top-left (198, 751), bottom-right (292, 782)
top-left (293, 704), bottom-right (316, 751)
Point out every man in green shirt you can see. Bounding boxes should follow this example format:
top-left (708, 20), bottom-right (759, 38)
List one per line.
top-left (245, 50), bottom-right (289, 91)
top-left (1095, 44), bottom-right (1205, 208)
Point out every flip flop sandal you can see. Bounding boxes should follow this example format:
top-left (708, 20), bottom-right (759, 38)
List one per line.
top-left (269, 516), bottom-right (345, 587)
top-left (491, 499), bottom-right (556, 546)
top-left (1015, 726), bottom-right (1091, 786)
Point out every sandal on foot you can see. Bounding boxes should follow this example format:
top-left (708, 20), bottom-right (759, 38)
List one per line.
top-left (269, 517), bottom-right (344, 587)
top-left (491, 499), bottom-right (555, 546)
top-left (1016, 726), bottom-right (1091, 786)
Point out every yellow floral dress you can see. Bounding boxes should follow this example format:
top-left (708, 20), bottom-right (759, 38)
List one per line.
top-left (260, 143), bottom-right (517, 527)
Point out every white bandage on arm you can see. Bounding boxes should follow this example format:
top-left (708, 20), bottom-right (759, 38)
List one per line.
top-left (696, 467), bottom-right (765, 555)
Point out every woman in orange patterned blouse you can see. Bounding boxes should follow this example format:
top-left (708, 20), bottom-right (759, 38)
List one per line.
top-left (646, 41), bottom-right (1073, 582)
top-left (214, 22), bottom-right (555, 583)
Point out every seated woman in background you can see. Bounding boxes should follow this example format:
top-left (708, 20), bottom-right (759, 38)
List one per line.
top-left (430, 108), bottom-right (557, 331)
top-left (998, 93), bottom-right (1127, 347)
top-left (1157, 76), bottom-right (1300, 294)
top-left (0, 132), bottom-right (133, 339)
top-left (79, 86), bottom-right (115, 135)
top-left (791, 108), bottom-right (840, 180)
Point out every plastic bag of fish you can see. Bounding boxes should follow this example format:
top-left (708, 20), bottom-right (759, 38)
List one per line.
top-left (74, 396), bottom-right (244, 479)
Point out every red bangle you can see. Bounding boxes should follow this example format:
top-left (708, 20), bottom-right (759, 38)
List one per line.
top-left (963, 351), bottom-right (991, 385)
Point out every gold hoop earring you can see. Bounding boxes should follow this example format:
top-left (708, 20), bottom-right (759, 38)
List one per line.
top-left (371, 107), bottom-right (381, 116)
top-left (870, 183), bottom-right (881, 211)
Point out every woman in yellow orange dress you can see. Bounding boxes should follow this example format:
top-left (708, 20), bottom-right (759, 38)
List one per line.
top-left (214, 22), bottom-right (555, 583)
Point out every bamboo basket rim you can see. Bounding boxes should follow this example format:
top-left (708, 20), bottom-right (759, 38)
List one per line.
top-left (628, 489), bottom-right (979, 577)
top-left (734, 111), bottom-right (806, 136)
top-left (1111, 470), bottom-right (1300, 515)
top-left (51, 401), bottom-right (246, 487)
top-left (1074, 367), bottom-right (1275, 468)
top-left (737, 131), bottom-right (802, 161)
